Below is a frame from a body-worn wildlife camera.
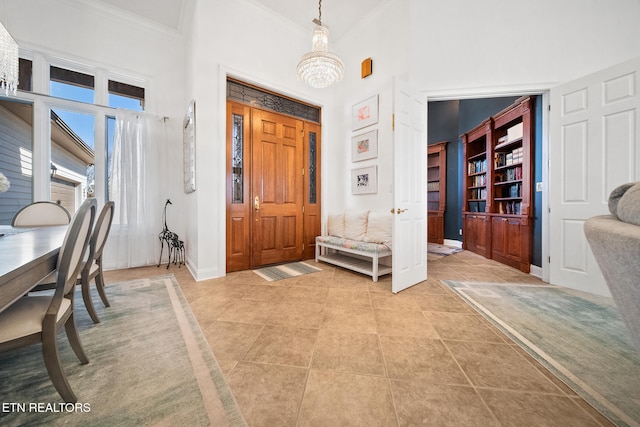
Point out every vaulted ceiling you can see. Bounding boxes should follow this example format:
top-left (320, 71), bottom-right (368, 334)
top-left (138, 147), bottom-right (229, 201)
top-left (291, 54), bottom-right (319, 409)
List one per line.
top-left (94, 0), bottom-right (389, 41)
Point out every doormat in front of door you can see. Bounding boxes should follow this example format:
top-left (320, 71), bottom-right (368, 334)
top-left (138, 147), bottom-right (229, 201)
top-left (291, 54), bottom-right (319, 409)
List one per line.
top-left (253, 261), bottom-right (322, 282)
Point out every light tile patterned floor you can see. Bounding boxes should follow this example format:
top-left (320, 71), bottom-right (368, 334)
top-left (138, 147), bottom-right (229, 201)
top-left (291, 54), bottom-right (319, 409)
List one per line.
top-left (105, 250), bottom-right (614, 426)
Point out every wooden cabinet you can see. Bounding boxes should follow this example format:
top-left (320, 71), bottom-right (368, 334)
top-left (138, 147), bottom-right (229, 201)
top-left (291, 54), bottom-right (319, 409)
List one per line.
top-left (461, 97), bottom-right (534, 272)
top-left (463, 213), bottom-right (490, 257)
top-left (491, 215), bottom-right (531, 271)
top-left (427, 141), bottom-right (447, 244)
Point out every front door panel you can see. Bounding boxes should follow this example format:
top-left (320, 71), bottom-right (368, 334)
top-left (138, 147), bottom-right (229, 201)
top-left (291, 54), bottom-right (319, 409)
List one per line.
top-left (251, 109), bottom-right (304, 266)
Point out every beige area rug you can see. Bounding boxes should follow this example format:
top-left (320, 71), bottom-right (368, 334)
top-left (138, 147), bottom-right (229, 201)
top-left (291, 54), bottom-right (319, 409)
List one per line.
top-left (446, 280), bottom-right (640, 427)
top-left (0, 274), bottom-right (247, 427)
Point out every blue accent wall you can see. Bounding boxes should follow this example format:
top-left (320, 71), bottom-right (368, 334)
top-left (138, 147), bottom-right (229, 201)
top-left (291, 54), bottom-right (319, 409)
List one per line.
top-left (428, 95), bottom-right (543, 267)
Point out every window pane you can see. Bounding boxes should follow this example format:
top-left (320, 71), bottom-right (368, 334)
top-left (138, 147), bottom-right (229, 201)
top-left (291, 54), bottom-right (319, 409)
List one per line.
top-left (0, 99), bottom-right (33, 225)
top-left (18, 58), bottom-right (32, 92)
top-left (109, 93), bottom-right (143, 111)
top-left (50, 109), bottom-right (95, 214)
top-left (232, 113), bottom-right (244, 204)
top-left (308, 131), bottom-right (317, 204)
top-left (50, 66), bottom-right (94, 103)
top-left (108, 80), bottom-right (144, 110)
top-left (106, 115), bottom-right (115, 201)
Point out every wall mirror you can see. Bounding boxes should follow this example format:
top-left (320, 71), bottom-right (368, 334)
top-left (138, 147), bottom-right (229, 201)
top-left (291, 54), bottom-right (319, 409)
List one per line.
top-left (183, 100), bottom-right (196, 193)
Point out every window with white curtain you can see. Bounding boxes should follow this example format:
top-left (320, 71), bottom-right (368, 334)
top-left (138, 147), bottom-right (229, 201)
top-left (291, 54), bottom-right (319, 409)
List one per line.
top-left (10, 56), bottom-right (146, 207)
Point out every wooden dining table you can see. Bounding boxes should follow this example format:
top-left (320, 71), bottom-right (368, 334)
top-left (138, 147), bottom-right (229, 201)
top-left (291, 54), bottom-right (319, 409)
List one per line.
top-left (0, 225), bottom-right (67, 313)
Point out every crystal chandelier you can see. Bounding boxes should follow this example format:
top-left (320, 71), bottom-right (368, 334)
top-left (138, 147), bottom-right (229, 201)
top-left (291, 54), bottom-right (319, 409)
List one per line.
top-left (296, 0), bottom-right (344, 88)
top-left (0, 22), bottom-right (19, 95)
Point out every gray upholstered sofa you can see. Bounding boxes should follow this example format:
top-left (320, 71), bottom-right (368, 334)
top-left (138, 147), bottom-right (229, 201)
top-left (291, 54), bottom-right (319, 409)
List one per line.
top-left (584, 182), bottom-right (640, 355)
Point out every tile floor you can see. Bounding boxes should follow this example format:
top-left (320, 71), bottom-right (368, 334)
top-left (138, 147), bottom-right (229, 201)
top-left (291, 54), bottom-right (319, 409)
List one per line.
top-left (105, 250), bottom-right (615, 426)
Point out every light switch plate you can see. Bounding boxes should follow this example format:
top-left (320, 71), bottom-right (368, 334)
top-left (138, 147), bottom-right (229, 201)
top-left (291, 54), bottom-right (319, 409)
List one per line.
top-left (536, 182), bottom-right (543, 192)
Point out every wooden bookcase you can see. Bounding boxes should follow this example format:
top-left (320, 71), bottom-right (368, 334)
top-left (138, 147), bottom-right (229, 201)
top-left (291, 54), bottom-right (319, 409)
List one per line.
top-left (427, 141), bottom-right (447, 244)
top-left (461, 96), bottom-right (533, 272)
top-left (461, 119), bottom-right (492, 258)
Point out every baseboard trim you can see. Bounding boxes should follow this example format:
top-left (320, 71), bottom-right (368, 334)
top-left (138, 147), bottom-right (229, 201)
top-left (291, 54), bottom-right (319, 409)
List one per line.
top-left (530, 264), bottom-right (543, 278)
top-left (444, 239), bottom-right (463, 249)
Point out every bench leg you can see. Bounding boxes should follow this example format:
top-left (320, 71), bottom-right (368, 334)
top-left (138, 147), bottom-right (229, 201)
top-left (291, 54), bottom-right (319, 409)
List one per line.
top-left (372, 253), bottom-right (379, 282)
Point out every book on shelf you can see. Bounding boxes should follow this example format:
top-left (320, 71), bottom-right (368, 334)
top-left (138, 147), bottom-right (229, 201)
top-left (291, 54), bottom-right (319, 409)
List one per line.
top-left (495, 147), bottom-right (523, 168)
top-left (469, 201), bottom-right (487, 212)
top-left (469, 188), bottom-right (487, 200)
top-left (427, 181), bottom-right (440, 191)
top-left (498, 200), bottom-right (522, 215)
top-left (467, 158), bottom-right (487, 174)
top-left (471, 174), bottom-right (486, 187)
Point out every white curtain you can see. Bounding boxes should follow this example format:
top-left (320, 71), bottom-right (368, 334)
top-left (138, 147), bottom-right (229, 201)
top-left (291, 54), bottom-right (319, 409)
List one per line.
top-left (104, 109), bottom-right (168, 270)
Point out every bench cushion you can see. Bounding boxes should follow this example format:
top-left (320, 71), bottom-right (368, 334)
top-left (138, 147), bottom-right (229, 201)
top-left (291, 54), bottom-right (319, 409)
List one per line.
top-left (316, 236), bottom-right (391, 254)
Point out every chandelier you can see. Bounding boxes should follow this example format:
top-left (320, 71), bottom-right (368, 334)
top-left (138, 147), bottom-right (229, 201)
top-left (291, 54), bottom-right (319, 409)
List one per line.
top-left (0, 22), bottom-right (19, 95)
top-left (296, 0), bottom-right (344, 88)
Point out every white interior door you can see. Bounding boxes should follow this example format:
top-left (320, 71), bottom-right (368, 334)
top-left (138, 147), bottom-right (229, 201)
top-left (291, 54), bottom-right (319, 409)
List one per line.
top-left (550, 57), bottom-right (640, 296)
top-left (392, 78), bottom-right (427, 293)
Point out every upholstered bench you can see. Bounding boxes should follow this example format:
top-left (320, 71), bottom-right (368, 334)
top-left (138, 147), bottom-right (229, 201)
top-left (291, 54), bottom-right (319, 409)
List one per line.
top-left (315, 211), bottom-right (392, 282)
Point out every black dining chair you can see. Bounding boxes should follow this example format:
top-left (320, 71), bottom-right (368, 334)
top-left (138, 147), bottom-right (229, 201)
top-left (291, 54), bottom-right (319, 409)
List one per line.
top-left (0, 198), bottom-right (96, 402)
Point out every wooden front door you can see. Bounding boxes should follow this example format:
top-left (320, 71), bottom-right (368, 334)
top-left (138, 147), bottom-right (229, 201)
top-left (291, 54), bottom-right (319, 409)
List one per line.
top-left (251, 109), bottom-right (304, 266)
top-left (226, 100), bottom-right (319, 272)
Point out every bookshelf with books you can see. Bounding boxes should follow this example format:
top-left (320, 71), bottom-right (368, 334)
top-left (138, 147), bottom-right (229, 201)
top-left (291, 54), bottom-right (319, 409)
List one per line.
top-left (461, 97), bottom-right (534, 272)
top-left (461, 119), bottom-right (492, 257)
top-left (427, 141), bottom-right (447, 244)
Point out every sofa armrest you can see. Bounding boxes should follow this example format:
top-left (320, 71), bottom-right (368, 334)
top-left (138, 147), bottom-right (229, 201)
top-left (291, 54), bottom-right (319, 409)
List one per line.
top-left (584, 214), bottom-right (640, 354)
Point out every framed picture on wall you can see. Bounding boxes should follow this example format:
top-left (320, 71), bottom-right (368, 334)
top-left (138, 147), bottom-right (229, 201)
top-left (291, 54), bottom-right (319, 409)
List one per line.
top-left (183, 100), bottom-right (196, 193)
top-left (351, 165), bottom-right (377, 194)
top-left (352, 94), bottom-right (379, 130)
top-left (352, 129), bottom-right (378, 162)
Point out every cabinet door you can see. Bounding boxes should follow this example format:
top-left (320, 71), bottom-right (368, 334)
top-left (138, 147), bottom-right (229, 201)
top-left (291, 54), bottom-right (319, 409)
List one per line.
top-left (491, 216), bottom-right (531, 272)
top-left (428, 211), bottom-right (444, 244)
top-left (491, 217), bottom-right (508, 259)
top-left (464, 214), bottom-right (490, 257)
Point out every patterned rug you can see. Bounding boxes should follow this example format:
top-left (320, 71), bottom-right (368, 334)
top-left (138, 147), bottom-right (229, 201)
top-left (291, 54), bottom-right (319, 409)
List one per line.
top-left (427, 243), bottom-right (462, 261)
top-left (0, 275), bottom-right (247, 427)
top-left (427, 243), bottom-right (462, 256)
top-left (253, 261), bottom-right (322, 281)
top-left (446, 280), bottom-right (640, 427)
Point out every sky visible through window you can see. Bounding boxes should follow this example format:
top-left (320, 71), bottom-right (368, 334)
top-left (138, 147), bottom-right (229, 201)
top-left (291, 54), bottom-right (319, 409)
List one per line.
top-left (50, 81), bottom-right (143, 200)
top-left (50, 81), bottom-right (143, 151)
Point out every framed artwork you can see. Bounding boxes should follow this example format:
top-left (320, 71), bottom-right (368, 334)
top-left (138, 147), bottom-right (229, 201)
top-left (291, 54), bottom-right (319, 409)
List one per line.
top-left (352, 94), bottom-right (379, 130)
top-left (183, 100), bottom-right (196, 193)
top-left (352, 129), bottom-right (378, 162)
top-left (351, 165), bottom-right (377, 195)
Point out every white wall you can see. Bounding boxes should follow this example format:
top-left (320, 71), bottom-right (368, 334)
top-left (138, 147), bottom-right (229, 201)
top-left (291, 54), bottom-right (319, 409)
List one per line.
top-left (3, 0), bottom-right (639, 280)
top-left (410, 0), bottom-right (640, 97)
top-left (0, 0), bottom-right (188, 260)
top-left (186, 0), bottom-right (335, 279)
top-left (330, 0), bottom-right (410, 215)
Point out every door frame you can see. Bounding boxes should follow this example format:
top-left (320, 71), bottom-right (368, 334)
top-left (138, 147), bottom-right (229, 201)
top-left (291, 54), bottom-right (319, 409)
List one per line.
top-left (427, 90), bottom-right (550, 282)
top-left (225, 97), bottom-right (321, 272)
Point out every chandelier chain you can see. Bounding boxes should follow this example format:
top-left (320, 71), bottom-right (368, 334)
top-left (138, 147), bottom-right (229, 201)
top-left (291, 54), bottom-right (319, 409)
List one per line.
top-left (318, 0), bottom-right (322, 25)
